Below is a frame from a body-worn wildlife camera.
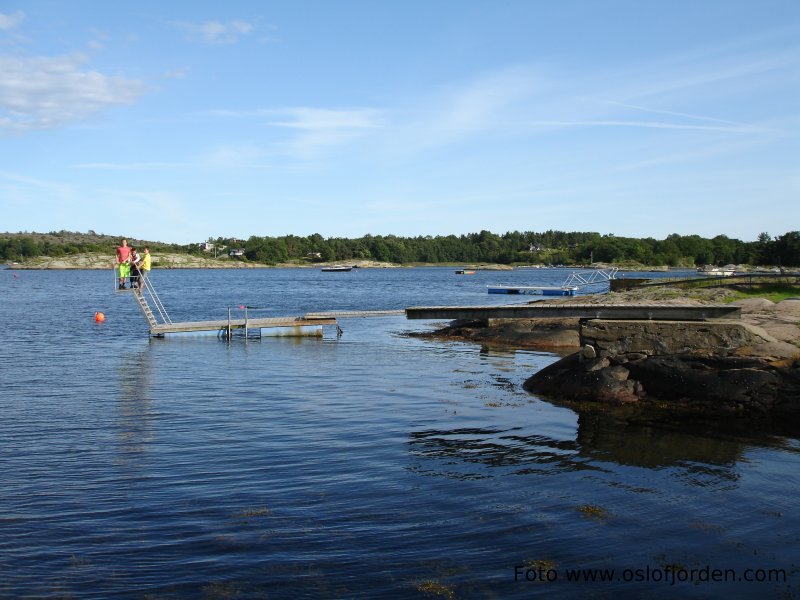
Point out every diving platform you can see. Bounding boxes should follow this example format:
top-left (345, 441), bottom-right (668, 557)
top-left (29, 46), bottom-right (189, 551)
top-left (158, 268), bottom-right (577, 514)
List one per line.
top-left (405, 304), bottom-right (741, 321)
top-left (119, 271), bottom-right (340, 338)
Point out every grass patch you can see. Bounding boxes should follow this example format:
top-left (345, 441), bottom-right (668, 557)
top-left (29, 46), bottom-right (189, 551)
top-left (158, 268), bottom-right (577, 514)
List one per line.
top-left (727, 284), bottom-right (800, 304)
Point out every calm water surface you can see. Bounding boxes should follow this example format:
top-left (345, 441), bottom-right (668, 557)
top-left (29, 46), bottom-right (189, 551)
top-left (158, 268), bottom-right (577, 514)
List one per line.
top-left (1, 267), bottom-right (798, 599)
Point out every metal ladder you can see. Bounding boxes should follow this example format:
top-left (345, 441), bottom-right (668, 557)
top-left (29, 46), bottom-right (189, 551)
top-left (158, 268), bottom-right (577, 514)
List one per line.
top-left (130, 272), bottom-right (173, 330)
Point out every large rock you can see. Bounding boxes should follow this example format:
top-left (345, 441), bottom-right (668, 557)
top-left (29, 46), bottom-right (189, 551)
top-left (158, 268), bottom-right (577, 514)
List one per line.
top-left (523, 352), bottom-right (641, 404)
top-left (581, 319), bottom-right (798, 359)
top-left (420, 317), bottom-right (581, 350)
top-left (731, 298), bottom-right (775, 313)
top-left (524, 351), bottom-right (800, 414)
top-left (739, 299), bottom-right (800, 348)
top-left (524, 318), bottom-right (800, 415)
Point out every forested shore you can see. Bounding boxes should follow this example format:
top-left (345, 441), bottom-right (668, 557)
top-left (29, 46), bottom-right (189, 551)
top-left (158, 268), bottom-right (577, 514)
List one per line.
top-left (2, 229), bottom-right (799, 267)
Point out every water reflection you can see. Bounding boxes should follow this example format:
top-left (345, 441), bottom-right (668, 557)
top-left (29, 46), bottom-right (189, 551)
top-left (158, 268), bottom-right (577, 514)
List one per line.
top-left (115, 344), bottom-right (156, 465)
top-left (407, 410), bottom-right (769, 489)
top-left (408, 426), bottom-right (601, 480)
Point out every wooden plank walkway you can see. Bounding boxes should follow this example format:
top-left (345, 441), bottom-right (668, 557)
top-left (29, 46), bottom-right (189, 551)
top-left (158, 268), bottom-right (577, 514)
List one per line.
top-left (303, 310), bottom-right (406, 318)
top-left (405, 304), bottom-right (741, 321)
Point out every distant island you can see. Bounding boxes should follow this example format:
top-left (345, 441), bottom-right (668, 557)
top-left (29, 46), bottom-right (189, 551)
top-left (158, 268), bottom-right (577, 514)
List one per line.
top-left (2, 229), bottom-right (798, 269)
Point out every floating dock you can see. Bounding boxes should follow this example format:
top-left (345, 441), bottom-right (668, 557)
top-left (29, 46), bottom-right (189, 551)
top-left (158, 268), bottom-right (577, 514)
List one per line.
top-left (122, 274), bottom-right (339, 338)
top-left (121, 273), bottom-right (411, 338)
top-left (488, 285), bottom-right (577, 296)
top-left (488, 267), bottom-right (619, 296)
top-left (149, 315), bottom-right (338, 338)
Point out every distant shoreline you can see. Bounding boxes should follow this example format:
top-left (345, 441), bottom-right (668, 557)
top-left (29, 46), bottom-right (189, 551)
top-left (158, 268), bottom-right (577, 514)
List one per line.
top-left (11, 253), bottom-right (779, 274)
top-left (3, 253), bottom-right (531, 271)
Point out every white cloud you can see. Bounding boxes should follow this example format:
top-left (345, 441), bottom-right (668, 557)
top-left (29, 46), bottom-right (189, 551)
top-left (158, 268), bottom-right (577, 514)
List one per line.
top-left (519, 119), bottom-right (772, 134)
top-left (0, 10), bottom-right (25, 30)
top-left (435, 66), bottom-right (546, 135)
top-left (0, 53), bottom-right (148, 132)
top-left (269, 107), bottom-right (385, 158)
top-left (174, 19), bottom-right (255, 44)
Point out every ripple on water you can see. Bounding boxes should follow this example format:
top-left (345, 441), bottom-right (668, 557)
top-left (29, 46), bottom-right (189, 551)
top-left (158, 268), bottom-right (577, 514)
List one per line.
top-left (1, 269), bottom-right (799, 598)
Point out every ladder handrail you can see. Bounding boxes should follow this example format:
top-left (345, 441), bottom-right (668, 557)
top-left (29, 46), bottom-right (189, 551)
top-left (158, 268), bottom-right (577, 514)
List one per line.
top-left (114, 265), bottom-right (173, 326)
top-left (562, 267), bottom-right (619, 289)
top-left (138, 272), bottom-right (172, 324)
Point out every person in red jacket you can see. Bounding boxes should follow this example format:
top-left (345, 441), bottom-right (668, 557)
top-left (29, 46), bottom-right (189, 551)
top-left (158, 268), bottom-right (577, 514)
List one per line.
top-left (116, 239), bottom-right (131, 289)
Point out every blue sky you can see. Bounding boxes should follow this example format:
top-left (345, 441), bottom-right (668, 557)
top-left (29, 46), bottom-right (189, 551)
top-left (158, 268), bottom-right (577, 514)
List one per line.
top-left (0, 1), bottom-right (798, 244)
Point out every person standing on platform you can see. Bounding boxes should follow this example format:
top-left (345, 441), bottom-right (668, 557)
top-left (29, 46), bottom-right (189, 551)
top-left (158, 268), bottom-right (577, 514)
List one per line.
top-left (116, 239), bottom-right (131, 289)
top-left (139, 247), bottom-right (152, 287)
top-left (129, 247), bottom-right (141, 289)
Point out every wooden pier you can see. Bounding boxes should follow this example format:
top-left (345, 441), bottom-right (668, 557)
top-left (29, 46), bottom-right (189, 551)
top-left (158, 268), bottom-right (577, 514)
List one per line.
top-left (404, 303), bottom-right (741, 321)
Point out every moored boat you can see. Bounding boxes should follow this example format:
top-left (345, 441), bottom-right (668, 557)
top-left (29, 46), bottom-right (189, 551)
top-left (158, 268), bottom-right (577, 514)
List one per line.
top-left (321, 265), bottom-right (352, 272)
top-left (697, 265), bottom-right (735, 277)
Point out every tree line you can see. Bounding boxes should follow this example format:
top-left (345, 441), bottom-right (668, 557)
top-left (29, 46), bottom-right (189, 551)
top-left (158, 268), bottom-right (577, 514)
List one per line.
top-left (1, 229), bottom-right (798, 267)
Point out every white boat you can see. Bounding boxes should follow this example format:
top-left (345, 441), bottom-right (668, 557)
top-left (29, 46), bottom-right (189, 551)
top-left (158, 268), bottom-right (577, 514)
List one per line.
top-left (321, 265), bottom-right (352, 272)
top-left (697, 266), bottom-right (735, 277)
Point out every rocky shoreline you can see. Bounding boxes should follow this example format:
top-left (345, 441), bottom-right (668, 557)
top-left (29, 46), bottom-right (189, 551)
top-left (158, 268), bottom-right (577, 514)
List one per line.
top-left (420, 288), bottom-right (800, 415)
top-left (4, 253), bottom-right (514, 271)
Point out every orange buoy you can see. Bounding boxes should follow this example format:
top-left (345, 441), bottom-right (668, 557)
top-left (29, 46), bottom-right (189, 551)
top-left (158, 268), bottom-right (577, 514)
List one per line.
top-left (94, 311), bottom-right (106, 322)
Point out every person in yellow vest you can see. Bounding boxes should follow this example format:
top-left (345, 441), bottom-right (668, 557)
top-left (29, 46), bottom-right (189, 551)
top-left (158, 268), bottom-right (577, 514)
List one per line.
top-left (139, 247), bottom-right (152, 286)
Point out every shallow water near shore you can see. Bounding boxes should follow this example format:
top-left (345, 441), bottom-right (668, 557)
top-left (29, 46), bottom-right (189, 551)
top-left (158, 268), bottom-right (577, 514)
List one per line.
top-left (1, 267), bottom-right (798, 598)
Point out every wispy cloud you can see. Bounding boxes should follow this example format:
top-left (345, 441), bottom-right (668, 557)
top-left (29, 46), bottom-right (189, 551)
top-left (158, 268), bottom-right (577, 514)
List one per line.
top-left (0, 10), bottom-right (25, 30)
top-left (71, 144), bottom-right (290, 171)
top-left (199, 143), bottom-right (266, 167)
top-left (600, 100), bottom-right (747, 126)
top-left (203, 106), bottom-right (386, 158)
top-left (174, 19), bottom-right (255, 44)
top-left (434, 66), bottom-right (547, 135)
top-left (71, 162), bottom-right (191, 171)
top-left (0, 53), bottom-right (148, 132)
top-left (271, 107), bottom-right (385, 158)
top-left (519, 119), bottom-right (774, 134)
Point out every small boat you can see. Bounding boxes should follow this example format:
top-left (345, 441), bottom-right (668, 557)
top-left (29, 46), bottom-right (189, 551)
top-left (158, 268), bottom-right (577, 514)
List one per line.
top-left (455, 269), bottom-right (476, 275)
top-left (697, 266), bottom-right (735, 277)
top-left (321, 265), bottom-right (352, 272)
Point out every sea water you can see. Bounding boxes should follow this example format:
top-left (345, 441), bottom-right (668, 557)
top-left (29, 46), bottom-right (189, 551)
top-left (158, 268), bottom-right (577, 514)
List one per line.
top-left (0, 267), bottom-right (797, 598)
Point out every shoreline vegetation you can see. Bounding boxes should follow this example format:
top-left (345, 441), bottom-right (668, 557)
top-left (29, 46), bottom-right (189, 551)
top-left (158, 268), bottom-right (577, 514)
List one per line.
top-left (3, 251), bottom-right (797, 273)
top-left (4, 252), bottom-right (522, 270)
top-left (1, 229), bottom-right (798, 270)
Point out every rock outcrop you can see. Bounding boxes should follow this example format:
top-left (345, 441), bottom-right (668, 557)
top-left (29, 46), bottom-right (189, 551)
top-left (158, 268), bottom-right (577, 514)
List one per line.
top-left (524, 318), bottom-right (800, 414)
top-left (415, 317), bottom-right (581, 351)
